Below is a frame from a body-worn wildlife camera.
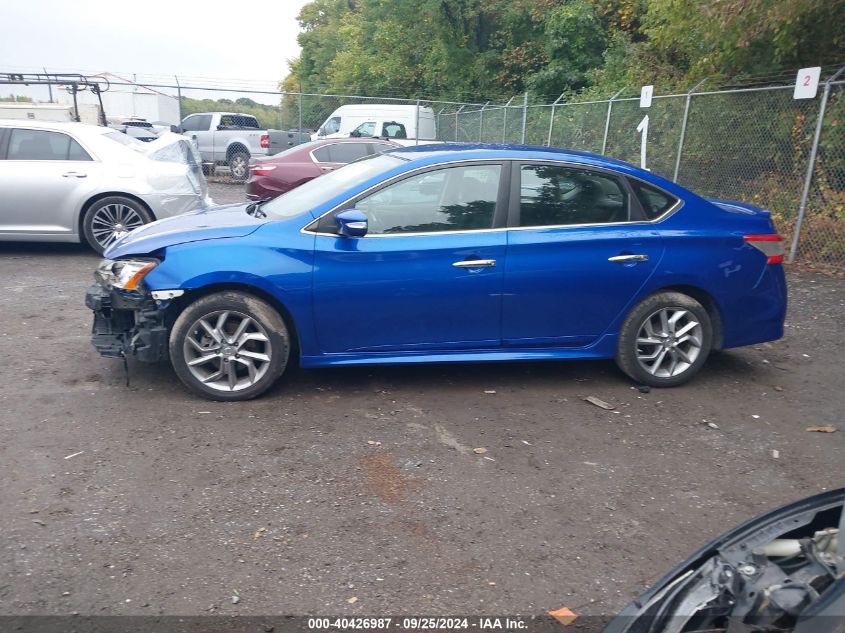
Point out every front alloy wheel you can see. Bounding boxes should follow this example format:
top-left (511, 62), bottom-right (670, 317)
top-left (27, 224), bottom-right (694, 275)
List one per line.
top-left (615, 292), bottom-right (712, 387)
top-left (82, 196), bottom-right (152, 254)
top-left (170, 292), bottom-right (290, 400)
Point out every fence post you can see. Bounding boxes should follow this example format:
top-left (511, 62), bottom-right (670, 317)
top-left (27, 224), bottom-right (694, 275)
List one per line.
top-left (546, 93), bottom-right (566, 147)
top-left (436, 108), bottom-right (445, 141)
top-left (174, 75), bottom-right (181, 125)
top-left (297, 92), bottom-right (303, 137)
top-left (502, 96), bottom-right (514, 143)
top-left (601, 87), bottom-right (625, 155)
top-left (520, 92), bottom-right (529, 144)
top-left (672, 78), bottom-right (707, 183)
top-left (415, 98), bottom-right (421, 145)
top-left (789, 66), bottom-right (845, 262)
top-left (479, 101), bottom-right (489, 142)
top-left (455, 105), bottom-right (465, 142)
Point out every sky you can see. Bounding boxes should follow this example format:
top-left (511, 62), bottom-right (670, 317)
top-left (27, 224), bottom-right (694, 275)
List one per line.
top-left (0, 0), bottom-right (311, 101)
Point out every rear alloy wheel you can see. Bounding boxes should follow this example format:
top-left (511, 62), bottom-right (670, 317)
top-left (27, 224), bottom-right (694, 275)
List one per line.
top-left (228, 151), bottom-right (250, 182)
top-left (169, 292), bottom-right (290, 401)
top-left (615, 292), bottom-right (712, 387)
top-left (82, 196), bottom-right (152, 254)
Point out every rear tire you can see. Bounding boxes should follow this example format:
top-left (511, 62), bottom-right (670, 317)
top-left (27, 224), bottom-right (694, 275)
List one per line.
top-left (82, 196), bottom-right (153, 255)
top-left (228, 151), bottom-right (250, 182)
top-left (169, 292), bottom-right (290, 401)
top-left (615, 292), bottom-right (712, 387)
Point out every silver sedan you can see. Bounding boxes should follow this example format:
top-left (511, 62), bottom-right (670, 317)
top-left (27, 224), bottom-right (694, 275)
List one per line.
top-left (0, 120), bottom-right (212, 253)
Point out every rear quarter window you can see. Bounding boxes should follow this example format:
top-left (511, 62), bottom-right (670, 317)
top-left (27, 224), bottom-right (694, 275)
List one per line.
top-left (629, 178), bottom-right (678, 220)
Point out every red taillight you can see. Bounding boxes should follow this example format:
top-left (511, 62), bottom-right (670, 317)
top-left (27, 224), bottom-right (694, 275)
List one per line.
top-left (250, 163), bottom-right (277, 176)
top-left (744, 234), bottom-right (785, 264)
top-left (260, 134), bottom-right (269, 149)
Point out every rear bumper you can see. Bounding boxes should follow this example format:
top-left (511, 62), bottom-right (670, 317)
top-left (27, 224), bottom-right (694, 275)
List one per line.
top-left (721, 264), bottom-right (787, 349)
top-left (144, 192), bottom-right (207, 221)
top-left (245, 176), bottom-right (289, 201)
top-left (85, 284), bottom-right (169, 363)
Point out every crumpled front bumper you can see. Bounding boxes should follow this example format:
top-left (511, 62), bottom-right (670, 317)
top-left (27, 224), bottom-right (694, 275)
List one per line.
top-left (85, 284), bottom-right (169, 363)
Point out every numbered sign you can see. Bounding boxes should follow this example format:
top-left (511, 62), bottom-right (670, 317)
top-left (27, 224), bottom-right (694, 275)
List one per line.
top-left (794, 67), bottom-right (821, 100)
top-left (636, 115), bottom-right (649, 169)
top-left (640, 85), bottom-right (653, 108)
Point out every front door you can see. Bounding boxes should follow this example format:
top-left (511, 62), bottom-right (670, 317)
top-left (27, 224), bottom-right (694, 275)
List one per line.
top-left (312, 162), bottom-right (507, 354)
top-left (0, 127), bottom-right (98, 237)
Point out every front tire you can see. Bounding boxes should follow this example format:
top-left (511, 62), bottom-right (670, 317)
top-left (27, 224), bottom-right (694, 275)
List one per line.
top-left (169, 292), bottom-right (290, 401)
top-left (82, 196), bottom-right (152, 254)
top-left (228, 151), bottom-right (250, 182)
top-left (615, 292), bottom-right (712, 387)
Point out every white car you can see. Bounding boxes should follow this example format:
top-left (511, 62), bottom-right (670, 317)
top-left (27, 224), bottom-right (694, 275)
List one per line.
top-left (0, 119), bottom-right (212, 253)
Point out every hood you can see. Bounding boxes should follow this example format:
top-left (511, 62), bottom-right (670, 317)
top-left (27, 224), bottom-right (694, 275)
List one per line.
top-left (104, 203), bottom-right (267, 258)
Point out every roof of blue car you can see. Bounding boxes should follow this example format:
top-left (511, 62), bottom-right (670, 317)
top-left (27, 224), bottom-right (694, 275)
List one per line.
top-left (389, 142), bottom-right (636, 170)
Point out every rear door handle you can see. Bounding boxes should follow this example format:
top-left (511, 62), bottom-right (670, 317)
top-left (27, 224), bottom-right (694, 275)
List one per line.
top-left (453, 259), bottom-right (496, 268)
top-left (62, 171), bottom-right (87, 178)
top-left (608, 254), bottom-right (648, 263)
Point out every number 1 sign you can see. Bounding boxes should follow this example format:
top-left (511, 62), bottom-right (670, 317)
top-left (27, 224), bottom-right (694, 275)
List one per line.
top-left (794, 67), bottom-right (821, 99)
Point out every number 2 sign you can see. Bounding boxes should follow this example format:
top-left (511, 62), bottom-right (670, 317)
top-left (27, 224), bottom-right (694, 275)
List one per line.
top-left (794, 67), bottom-right (821, 100)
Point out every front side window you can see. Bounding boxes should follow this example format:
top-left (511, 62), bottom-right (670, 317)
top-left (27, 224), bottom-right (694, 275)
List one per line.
top-left (354, 164), bottom-right (501, 234)
top-left (519, 164), bottom-right (628, 227)
top-left (180, 115), bottom-right (199, 132)
top-left (7, 129), bottom-right (91, 161)
top-left (323, 117), bottom-right (341, 135)
top-left (352, 122), bottom-right (376, 137)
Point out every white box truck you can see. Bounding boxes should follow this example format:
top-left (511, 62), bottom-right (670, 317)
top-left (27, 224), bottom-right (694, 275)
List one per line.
top-left (312, 104), bottom-right (437, 141)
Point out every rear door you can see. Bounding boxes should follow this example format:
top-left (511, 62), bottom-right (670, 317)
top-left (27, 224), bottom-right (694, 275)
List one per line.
top-left (0, 127), bottom-right (100, 237)
top-left (503, 162), bottom-right (666, 348)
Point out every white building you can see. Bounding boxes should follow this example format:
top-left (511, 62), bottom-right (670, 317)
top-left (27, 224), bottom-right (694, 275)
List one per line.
top-left (57, 72), bottom-right (180, 125)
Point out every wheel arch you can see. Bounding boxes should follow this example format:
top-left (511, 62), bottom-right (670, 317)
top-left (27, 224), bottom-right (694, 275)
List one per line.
top-left (226, 142), bottom-right (250, 160)
top-left (652, 284), bottom-right (724, 351)
top-left (167, 282), bottom-right (301, 360)
top-left (78, 192), bottom-right (156, 239)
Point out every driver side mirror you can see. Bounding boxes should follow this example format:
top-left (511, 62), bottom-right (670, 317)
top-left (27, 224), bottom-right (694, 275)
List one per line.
top-left (335, 209), bottom-right (368, 237)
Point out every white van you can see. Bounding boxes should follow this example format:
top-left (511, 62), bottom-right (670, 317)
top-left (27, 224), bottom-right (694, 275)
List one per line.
top-left (312, 104), bottom-right (437, 141)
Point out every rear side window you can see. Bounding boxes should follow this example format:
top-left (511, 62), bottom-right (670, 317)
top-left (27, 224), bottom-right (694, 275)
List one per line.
top-left (629, 178), bottom-right (678, 220)
top-left (326, 143), bottom-right (371, 163)
top-left (519, 164), bottom-right (628, 226)
top-left (312, 146), bottom-right (332, 163)
top-left (382, 122), bottom-right (407, 139)
top-left (7, 129), bottom-right (92, 161)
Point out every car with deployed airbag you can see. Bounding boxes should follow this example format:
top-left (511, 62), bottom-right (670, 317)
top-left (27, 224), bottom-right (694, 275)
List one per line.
top-left (84, 144), bottom-right (787, 400)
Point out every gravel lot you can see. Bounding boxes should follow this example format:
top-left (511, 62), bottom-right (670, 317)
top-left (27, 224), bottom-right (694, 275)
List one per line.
top-left (1, 182), bottom-right (843, 624)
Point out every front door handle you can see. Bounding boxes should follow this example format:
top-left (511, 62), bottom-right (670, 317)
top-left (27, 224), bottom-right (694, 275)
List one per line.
top-left (62, 171), bottom-right (87, 178)
top-left (608, 254), bottom-right (648, 263)
top-left (453, 259), bottom-right (496, 268)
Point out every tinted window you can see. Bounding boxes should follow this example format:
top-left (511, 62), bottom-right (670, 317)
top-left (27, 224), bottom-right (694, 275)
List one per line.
top-left (327, 143), bottom-right (370, 163)
top-left (312, 146), bottom-right (332, 163)
top-left (519, 164), bottom-right (628, 226)
top-left (181, 115), bottom-right (200, 132)
top-left (193, 115), bottom-right (212, 131)
top-left (629, 178), bottom-right (677, 220)
top-left (8, 129), bottom-right (91, 161)
top-left (355, 164), bottom-right (501, 234)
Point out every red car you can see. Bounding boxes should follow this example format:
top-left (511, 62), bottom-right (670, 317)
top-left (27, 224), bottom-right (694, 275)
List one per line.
top-left (246, 138), bottom-right (398, 200)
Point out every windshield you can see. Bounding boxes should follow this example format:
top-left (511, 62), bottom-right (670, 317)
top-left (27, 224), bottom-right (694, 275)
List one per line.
top-left (262, 153), bottom-right (405, 219)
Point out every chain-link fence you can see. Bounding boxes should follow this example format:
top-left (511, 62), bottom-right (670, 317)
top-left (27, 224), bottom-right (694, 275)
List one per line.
top-left (2, 68), bottom-right (844, 268)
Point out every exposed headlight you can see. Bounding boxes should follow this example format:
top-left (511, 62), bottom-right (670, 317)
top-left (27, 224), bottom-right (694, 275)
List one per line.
top-left (95, 258), bottom-right (158, 291)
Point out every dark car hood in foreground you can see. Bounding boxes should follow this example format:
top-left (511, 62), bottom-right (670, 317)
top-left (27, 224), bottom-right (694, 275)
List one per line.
top-left (105, 203), bottom-right (267, 258)
top-left (604, 487), bottom-right (845, 633)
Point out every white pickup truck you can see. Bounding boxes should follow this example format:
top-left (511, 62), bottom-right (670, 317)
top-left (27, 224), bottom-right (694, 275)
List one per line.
top-left (180, 112), bottom-right (295, 182)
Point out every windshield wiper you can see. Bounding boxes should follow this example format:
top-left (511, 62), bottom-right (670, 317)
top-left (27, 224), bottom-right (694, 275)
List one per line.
top-left (245, 199), bottom-right (270, 218)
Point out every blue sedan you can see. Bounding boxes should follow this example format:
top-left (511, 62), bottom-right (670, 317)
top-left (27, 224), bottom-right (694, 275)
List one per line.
top-left (85, 144), bottom-right (787, 400)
